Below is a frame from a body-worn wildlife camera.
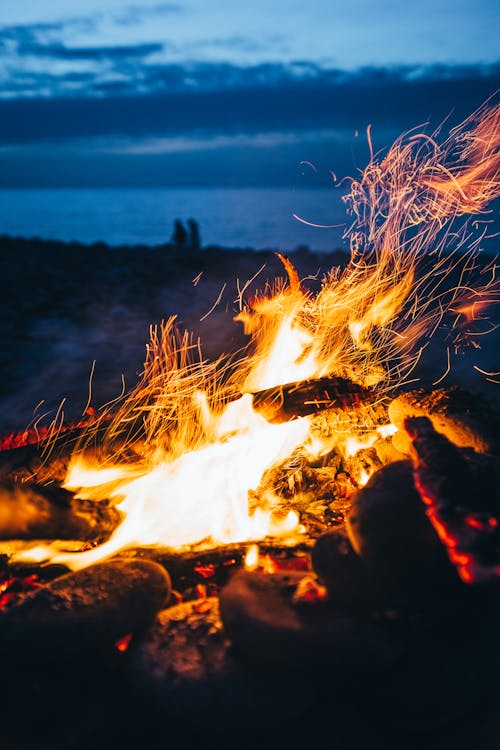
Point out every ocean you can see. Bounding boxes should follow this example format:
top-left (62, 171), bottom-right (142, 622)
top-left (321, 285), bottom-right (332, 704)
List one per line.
top-left (0, 187), bottom-right (349, 252)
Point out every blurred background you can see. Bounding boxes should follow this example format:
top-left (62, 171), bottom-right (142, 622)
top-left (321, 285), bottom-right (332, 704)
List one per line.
top-left (0, 1), bottom-right (498, 431)
top-left (0, 0), bottom-right (498, 248)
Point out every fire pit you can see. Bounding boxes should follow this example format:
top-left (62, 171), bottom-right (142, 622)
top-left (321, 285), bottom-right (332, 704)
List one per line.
top-left (0, 101), bottom-right (499, 748)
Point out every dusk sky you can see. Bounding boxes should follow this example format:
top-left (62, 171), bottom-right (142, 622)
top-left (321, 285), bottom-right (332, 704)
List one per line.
top-left (1, 0), bottom-right (499, 186)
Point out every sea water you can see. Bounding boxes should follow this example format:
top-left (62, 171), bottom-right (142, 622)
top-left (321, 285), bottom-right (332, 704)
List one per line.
top-left (0, 187), bottom-right (349, 252)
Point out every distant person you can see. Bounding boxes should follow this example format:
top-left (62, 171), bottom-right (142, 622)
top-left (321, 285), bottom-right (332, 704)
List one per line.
top-left (187, 219), bottom-right (201, 251)
top-left (171, 219), bottom-right (188, 249)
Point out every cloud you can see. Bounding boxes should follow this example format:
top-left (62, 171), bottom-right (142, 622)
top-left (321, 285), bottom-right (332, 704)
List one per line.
top-left (0, 63), bottom-right (498, 143)
top-left (0, 62), bottom-right (497, 187)
top-left (17, 41), bottom-right (164, 61)
top-left (114, 3), bottom-right (184, 26)
top-left (0, 17), bottom-right (98, 48)
top-left (2, 53), bottom-right (498, 102)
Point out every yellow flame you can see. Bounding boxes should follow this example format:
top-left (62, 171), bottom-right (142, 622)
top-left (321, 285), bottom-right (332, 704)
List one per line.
top-left (245, 543), bottom-right (260, 571)
top-left (377, 423), bottom-right (398, 439)
top-left (358, 469), bottom-right (371, 487)
top-left (343, 434), bottom-right (378, 458)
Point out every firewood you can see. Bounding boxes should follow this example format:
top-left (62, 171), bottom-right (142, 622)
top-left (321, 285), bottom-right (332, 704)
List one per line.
top-left (0, 479), bottom-right (121, 542)
top-left (388, 386), bottom-right (500, 455)
top-left (0, 559), bottom-right (170, 665)
top-left (251, 375), bottom-right (376, 423)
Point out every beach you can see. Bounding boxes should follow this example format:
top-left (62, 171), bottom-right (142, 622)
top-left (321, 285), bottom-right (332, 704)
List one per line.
top-left (0, 236), bottom-right (346, 433)
top-left (0, 235), bottom-right (498, 435)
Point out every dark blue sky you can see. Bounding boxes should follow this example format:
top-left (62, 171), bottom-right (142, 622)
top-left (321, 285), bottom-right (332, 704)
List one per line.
top-left (0, 1), bottom-right (499, 186)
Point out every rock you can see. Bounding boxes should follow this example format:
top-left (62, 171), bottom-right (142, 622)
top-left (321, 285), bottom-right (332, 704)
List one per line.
top-left (129, 596), bottom-right (319, 735)
top-left (0, 480), bottom-right (121, 541)
top-left (346, 460), bottom-right (461, 600)
top-left (388, 387), bottom-right (500, 455)
top-left (312, 528), bottom-right (390, 612)
top-left (219, 570), bottom-right (401, 671)
top-left (0, 559), bottom-right (170, 664)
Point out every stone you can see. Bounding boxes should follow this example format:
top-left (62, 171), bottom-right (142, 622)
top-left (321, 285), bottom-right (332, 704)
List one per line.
top-left (219, 570), bottom-right (401, 671)
top-left (346, 460), bottom-right (462, 600)
top-left (0, 559), bottom-right (170, 664)
top-left (128, 596), bottom-right (319, 735)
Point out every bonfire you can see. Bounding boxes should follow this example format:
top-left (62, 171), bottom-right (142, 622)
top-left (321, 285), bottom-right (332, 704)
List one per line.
top-left (0, 100), bottom-right (499, 745)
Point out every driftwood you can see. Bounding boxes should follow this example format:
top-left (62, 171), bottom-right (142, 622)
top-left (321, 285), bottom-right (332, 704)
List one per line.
top-left (251, 376), bottom-right (376, 423)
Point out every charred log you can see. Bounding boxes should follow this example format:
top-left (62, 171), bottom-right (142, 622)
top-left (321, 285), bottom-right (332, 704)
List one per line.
top-left (0, 480), bottom-right (121, 542)
top-left (251, 375), bottom-right (377, 423)
top-left (405, 416), bottom-right (500, 584)
top-left (0, 441), bottom-right (72, 485)
top-left (389, 386), bottom-right (500, 455)
top-left (312, 528), bottom-right (394, 613)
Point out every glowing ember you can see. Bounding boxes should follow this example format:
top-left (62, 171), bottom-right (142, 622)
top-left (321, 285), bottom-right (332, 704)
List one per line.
top-left (8, 101), bottom-right (499, 569)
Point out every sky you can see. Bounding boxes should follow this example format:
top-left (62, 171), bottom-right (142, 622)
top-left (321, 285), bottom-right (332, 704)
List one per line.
top-left (0, 0), bottom-right (498, 186)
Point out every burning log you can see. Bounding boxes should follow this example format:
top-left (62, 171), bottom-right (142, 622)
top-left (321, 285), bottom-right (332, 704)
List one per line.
top-left (250, 375), bottom-right (377, 424)
top-left (0, 480), bottom-right (121, 542)
top-left (0, 559), bottom-right (170, 665)
top-left (219, 570), bottom-right (401, 670)
top-left (405, 416), bottom-right (500, 584)
top-left (0, 441), bottom-right (72, 485)
top-left (388, 387), bottom-right (500, 456)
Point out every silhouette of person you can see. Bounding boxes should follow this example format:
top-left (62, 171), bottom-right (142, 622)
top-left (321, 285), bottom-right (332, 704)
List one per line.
top-left (187, 219), bottom-right (201, 251)
top-left (172, 219), bottom-right (188, 249)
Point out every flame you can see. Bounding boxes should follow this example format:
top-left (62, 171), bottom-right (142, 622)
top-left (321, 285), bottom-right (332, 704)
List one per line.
top-left (8, 101), bottom-right (499, 569)
top-left (244, 543), bottom-right (260, 571)
top-left (343, 434), bottom-right (378, 458)
top-left (357, 469), bottom-right (371, 487)
top-left (377, 423), bottom-right (398, 439)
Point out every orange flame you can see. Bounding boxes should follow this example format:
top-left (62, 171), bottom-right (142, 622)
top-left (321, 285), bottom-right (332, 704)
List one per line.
top-left (8, 101), bottom-right (499, 569)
